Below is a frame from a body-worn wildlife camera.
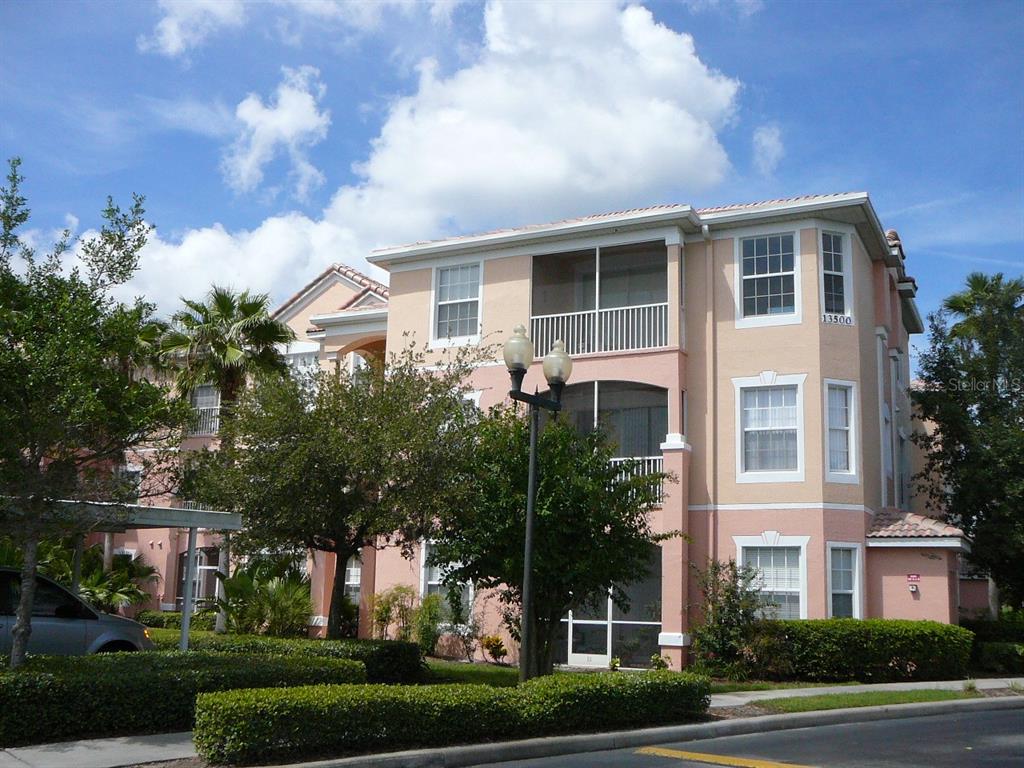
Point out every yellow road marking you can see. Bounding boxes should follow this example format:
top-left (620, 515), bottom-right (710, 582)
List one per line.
top-left (636, 745), bottom-right (816, 768)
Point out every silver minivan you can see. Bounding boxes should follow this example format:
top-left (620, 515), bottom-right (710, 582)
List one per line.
top-left (0, 567), bottom-right (155, 656)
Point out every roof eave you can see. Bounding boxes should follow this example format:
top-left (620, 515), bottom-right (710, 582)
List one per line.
top-left (369, 207), bottom-right (699, 268)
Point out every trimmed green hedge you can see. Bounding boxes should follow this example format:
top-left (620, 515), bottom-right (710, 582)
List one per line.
top-left (975, 642), bottom-right (1024, 674)
top-left (149, 628), bottom-right (423, 684)
top-left (0, 651), bottom-right (365, 747)
top-left (742, 619), bottom-right (973, 682)
top-left (194, 671), bottom-right (711, 765)
top-left (136, 609), bottom-right (216, 631)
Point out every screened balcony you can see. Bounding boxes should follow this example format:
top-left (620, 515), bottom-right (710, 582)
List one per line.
top-left (188, 384), bottom-right (221, 436)
top-left (558, 381), bottom-right (668, 501)
top-left (531, 242), bottom-right (669, 357)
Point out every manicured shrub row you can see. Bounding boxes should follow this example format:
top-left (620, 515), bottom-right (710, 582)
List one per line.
top-left (742, 619), bottom-right (974, 682)
top-left (149, 627), bottom-right (423, 684)
top-left (0, 651), bottom-right (365, 747)
top-left (194, 671), bottom-right (711, 765)
top-left (136, 609), bottom-right (216, 631)
top-left (974, 642), bottom-right (1024, 674)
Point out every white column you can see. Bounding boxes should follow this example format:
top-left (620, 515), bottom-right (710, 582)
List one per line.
top-left (179, 527), bottom-right (198, 651)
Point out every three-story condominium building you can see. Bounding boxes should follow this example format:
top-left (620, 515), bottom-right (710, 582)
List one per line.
top-left (333, 192), bottom-right (969, 668)
top-left (103, 192), bottom-right (981, 667)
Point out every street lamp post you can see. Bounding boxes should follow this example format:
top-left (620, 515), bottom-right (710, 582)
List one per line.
top-left (502, 325), bottom-right (573, 682)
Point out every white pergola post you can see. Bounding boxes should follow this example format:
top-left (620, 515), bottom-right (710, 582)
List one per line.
top-left (179, 526), bottom-right (199, 651)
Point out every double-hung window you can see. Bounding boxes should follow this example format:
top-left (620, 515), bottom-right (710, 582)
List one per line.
top-left (744, 546), bottom-right (801, 619)
top-left (344, 555), bottom-right (361, 605)
top-left (825, 381), bottom-right (857, 483)
top-left (822, 232), bottom-right (846, 314)
top-left (740, 234), bottom-right (796, 319)
top-left (422, 541), bottom-right (473, 618)
top-left (434, 264), bottom-right (481, 342)
top-left (828, 545), bottom-right (860, 618)
top-left (742, 386), bottom-right (798, 471)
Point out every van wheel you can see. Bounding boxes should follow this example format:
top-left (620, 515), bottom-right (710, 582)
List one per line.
top-left (97, 642), bottom-right (137, 653)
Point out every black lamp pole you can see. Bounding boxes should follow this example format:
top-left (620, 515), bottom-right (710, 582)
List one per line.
top-left (503, 326), bottom-right (571, 682)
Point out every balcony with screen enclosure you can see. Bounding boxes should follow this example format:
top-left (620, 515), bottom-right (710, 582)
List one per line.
top-left (188, 384), bottom-right (221, 436)
top-left (530, 241), bottom-right (669, 357)
top-left (558, 380), bottom-right (668, 502)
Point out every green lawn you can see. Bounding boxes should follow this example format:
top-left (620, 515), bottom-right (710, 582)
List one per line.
top-left (757, 689), bottom-right (980, 713)
top-left (425, 659), bottom-right (520, 687)
top-left (708, 680), bottom-right (856, 694)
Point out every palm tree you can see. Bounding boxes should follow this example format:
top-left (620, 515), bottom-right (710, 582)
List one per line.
top-left (159, 286), bottom-right (296, 413)
top-left (160, 287), bottom-right (295, 633)
top-left (944, 272), bottom-right (1024, 344)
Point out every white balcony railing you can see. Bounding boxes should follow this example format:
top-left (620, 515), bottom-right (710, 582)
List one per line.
top-left (189, 406), bottom-right (220, 436)
top-left (609, 456), bottom-right (665, 503)
top-left (531, 302), bottom-right (668, 357)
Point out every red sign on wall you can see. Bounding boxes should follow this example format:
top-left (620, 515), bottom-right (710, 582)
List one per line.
top-left (907, 574), bottom-right (921, 582)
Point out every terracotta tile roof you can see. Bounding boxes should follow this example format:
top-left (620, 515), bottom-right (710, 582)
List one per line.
top-left (274, 263), bottom-right (388, 319)
top-left (337, 287), bottom-right (388, 311)
top-left (868, 509), bottom-right (965, 539)
top-left (375, 193), bottom-right (865, 254)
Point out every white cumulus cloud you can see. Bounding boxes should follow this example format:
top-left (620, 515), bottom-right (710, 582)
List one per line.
top-left (138, 0), bottom-right (246, 58)
top-left (222, 66), bottom-right (331, 201)
top-left (126, 0), bottom-right (743, 315)
top-left (752, 124), bottom-right (784, 176)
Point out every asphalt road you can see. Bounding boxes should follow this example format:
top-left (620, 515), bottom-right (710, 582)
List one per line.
top-left (467, 710), bottom-right (1024, 768)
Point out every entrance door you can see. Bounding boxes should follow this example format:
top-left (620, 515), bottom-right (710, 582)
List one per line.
top-left (567, 601), bottom-right (611, 667)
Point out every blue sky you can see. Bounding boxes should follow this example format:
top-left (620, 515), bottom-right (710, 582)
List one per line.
top-left (1, 0), bottom-right (1021, 352)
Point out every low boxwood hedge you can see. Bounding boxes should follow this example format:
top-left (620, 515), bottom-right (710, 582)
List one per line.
top-left (194, 671), bottom-right (711, 765)
top-left (741, 619), bottom-right (973, 682)
top-left (0, 651), bottom-right (365, 747)
top-left (136, 609), bottom-right (216, 631)
top-left (975, 642), bottom-right (1024, 674)
top-left (148, 628), bottom-right (423, 684)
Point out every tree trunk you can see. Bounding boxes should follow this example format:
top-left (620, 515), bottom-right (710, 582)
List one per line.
top-left (326, 549), bottom-right (356, 640)
top-left (10, 533), bottom-right (39, 669)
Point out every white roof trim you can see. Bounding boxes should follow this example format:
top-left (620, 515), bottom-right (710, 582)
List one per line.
top-left (369, 206), bottom-right (699, 266)
top-left (867, 536), bottom-right (969, 552)
top-left (311, 307), bottom-right (389, 327)
top-left (274, 269), bottom-right (377, 324)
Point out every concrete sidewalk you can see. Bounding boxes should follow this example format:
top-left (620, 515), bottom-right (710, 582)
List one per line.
top-left (1, 677), bottom-right (1020, 768)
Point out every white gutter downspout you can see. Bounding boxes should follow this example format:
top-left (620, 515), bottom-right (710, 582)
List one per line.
top-left (702, 223), bottom-right (718, 565)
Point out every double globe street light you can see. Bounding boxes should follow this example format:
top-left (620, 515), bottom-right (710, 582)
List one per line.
top-left (502, 324), bottom-right (573, 681)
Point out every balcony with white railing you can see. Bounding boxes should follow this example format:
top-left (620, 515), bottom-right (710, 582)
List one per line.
top-left (189, 406), bottom-right (220, 436)
top-left (530, 240), bottom-right (671, 357)
top-left (532, 303), bottom-right (668, 357)
top-left (610, 456), bottom-right (665, 503)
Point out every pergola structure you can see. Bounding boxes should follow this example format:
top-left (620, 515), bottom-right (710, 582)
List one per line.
top-left (82, 501), bottom-right (243, 650)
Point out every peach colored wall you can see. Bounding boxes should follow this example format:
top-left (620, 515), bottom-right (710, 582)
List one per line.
top-left (282, 280), bottom-right (361, 340)
top-left (866, 547), bottom-right (956, 623)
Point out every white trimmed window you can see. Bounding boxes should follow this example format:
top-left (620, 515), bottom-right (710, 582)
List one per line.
top-left (733, 373), bottom-right (806, 483)
top-left (822, 232), bottom-right (846, 315)
top-left (744, 546), bottom-right (801, 619)
top-left (434, 264), bottom-right (481, 342)
top-left (825, 380), bottom-right (858, 483)
top-left (344, 555), bottom-right (361, 604)
top-left (740, 234), bottom-right (796, 318)
top-left (828, 544), bottom-right (861, 618)
top-left (422, 541), bottom-right (473, 617)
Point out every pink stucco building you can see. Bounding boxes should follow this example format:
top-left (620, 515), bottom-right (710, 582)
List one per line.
top-left (110, 192), bottom-right (984, 667)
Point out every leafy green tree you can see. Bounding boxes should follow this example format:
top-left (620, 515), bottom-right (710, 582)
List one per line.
top-left (186, 342), bottom-right (481, 639)
top-left (429, 408), bottom-right (673, 677)
top-left (689, 559), bottom-right (763, 673)
top-left (0, 158), bottom-right (188, 666)
top-left (913, 272), bottom-right (1024, 605)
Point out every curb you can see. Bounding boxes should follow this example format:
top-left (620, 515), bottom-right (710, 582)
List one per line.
top-left (272, 696), bottom-right (1024, 768)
